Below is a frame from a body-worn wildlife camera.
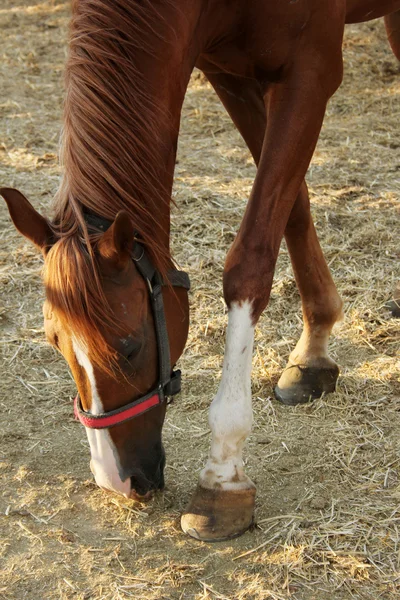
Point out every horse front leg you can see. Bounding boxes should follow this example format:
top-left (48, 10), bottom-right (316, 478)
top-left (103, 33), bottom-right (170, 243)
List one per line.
top-left (181, 300), bottom-right (257, 542)
top-left (182, 30), bottom-right (345, 541)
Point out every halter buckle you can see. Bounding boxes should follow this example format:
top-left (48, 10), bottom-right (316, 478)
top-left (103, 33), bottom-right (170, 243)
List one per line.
top-left (164, 369), bottom-right (182, 397)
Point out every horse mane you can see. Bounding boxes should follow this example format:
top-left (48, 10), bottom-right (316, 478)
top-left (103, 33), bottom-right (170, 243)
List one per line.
top-left (45, 0), bottom-right (177, 373)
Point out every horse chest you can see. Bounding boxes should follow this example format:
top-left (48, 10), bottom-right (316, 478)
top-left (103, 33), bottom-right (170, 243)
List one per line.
top-left (199, 1), bottom-right (312, 81)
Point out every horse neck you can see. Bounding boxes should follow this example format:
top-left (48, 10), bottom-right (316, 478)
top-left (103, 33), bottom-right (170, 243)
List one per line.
top-left (56, 0), bottom-right (199, 264)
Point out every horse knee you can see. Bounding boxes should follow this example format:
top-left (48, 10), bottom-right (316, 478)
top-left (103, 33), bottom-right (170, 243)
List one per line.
top-left (223, 246), bottom-right (276, 321)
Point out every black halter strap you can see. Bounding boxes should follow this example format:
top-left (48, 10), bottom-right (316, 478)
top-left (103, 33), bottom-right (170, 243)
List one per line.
top-left (74, 212), bottom-right (190, 429)
top-left (131, 240), bottom-right (190, 397)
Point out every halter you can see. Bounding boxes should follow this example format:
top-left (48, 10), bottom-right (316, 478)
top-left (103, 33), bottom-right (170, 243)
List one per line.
top-left (74, 213), bottom-right (190, 430)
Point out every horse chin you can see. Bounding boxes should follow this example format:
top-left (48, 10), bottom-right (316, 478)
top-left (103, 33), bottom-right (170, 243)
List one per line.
top-left (128, 489), bottom-right (154, 502)
top-left (97, 485), bottom-right (154, 502)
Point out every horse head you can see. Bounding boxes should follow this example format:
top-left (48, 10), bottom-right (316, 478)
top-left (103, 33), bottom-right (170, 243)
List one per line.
top-left (1, 187), bottom-right (189, 500)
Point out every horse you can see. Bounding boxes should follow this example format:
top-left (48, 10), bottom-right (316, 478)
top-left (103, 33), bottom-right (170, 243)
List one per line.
top-left (2, 0), bottom-right (400, 542)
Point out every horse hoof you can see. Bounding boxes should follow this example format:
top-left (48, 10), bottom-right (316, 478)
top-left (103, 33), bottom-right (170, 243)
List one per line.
top-left (181, 484), bottom-right (256, 542)
top-left (275, 362), bottom-right (339, 406)
top-left (386, 299), bottom-right (400, 318)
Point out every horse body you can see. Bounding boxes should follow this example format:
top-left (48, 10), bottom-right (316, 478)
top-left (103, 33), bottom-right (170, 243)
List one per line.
top-left (2, 0), bottom-right (400, 539)
top-left (346, 0), bottom-right (400, 22)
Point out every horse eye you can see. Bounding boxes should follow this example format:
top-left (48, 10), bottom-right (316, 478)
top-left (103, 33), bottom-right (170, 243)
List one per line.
top-left (53, 334), bottom-right (60, 349)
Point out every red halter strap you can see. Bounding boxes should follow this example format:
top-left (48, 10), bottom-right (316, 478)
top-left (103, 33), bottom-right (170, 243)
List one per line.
top-left (74, 387), bottom-right (163, 429)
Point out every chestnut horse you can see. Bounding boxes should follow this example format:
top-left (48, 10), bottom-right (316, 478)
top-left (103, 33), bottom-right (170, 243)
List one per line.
top-left (2, 0), bottom-right (400, 542)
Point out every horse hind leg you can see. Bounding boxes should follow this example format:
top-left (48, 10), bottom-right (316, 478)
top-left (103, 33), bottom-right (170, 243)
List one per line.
top-left (275, 182), bottom-right (343, 405)
top-left (385, 12), bottom-right (400, 61)
top-left (203, 71), bottom-right (343, 406)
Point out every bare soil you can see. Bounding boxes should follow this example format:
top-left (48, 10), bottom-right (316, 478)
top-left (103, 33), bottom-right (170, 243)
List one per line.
top-left (0, 2), bottom-right (399, 599)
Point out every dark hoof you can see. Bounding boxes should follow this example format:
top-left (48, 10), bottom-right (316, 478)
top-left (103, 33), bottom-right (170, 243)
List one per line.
top-left (181, 484), bottom-right (255, 542)
top-left (386, 299), bottom-right (400, 318)
top-left (275, 363), bottom-right (339, 406)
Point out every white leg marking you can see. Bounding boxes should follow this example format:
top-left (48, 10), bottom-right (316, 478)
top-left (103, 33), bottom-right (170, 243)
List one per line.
top-left (72, 339), bottom-right (131, 498)
top-left (200, 301), bottom-right (255, 491)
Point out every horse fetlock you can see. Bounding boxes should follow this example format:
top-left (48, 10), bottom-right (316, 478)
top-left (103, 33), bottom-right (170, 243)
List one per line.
top-left (181, 483), bottom-right (256, 542)
top-left (199, 454), bottom-right (253, 490)
top-left (303, 293), bottom-right (344, 331)
top-left (327, 294), bottom-right (344, 325)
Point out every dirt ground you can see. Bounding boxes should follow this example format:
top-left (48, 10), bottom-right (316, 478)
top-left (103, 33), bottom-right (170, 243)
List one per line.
top-left (1, 2), bottom-right (399, 599)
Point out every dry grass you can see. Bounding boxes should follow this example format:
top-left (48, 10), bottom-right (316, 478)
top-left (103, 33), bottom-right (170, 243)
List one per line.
top-left (1, 2), bottom-right (399, 599)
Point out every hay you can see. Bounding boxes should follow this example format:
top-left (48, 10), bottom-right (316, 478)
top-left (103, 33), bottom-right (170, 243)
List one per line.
top-left (0, 2), bottom-right (399, 599)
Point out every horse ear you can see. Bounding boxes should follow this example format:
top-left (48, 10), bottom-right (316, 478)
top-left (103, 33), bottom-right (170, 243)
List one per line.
top-left (97, 210), bottom-right (134, 270)
top-left (0, 187), bottom-right (53, 252)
